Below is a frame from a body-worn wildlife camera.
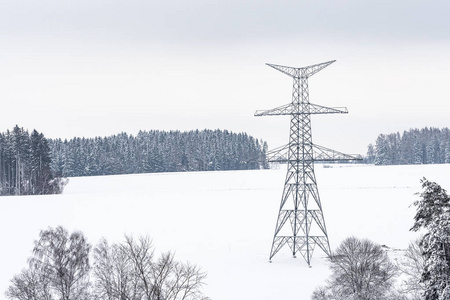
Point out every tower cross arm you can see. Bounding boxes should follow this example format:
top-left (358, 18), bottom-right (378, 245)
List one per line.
top-left (265, 144), bottom-right (290, 163)
top-left (309, 103), bottom-right (348, 114)
top-left (262, 144), bottom-right (362, 163)
top-left (266, 60), bottom-right (336, 79)
top-left (254, 103), bottom-right (293, 116)
top-left (313, 144), bottom-right (363, 161)
top-left (255, 103), bottom-right (348, 116)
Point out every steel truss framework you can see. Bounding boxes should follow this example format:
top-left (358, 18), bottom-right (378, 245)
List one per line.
top-left (256, 60), bottom-right (362, 266)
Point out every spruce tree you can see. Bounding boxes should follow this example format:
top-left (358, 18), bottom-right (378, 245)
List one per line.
top-left (30, 130), bottom-right (53, 194)
top-left (374, 135), bottom-right (389, 165)
top-left (411, 178), bottom-right (450, 300)
top-left (366, 143), bottom-right (375, 164)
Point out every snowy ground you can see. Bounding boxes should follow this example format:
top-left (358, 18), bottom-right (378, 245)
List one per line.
top-left (1, 163), bottom-right (450, 300)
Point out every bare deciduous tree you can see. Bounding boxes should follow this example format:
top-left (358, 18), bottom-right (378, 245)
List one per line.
top-left (6, 226), bottom-right (91, 300)
top-left (7, 229), bottom-right (208, 300)
top-left (32, 226), bottom-right (91, 300)
top-left (311, 286), bottom-right (332, 300)
top-left (395, 238), bottom-right (426, 300)
top-left (312, 237), bottom-right (397, 300)
top-left (93, 235), bottom-right (209, 300)
top-left (5, 261), bottom-right (52, 300)
top-left (93, 238), bottom-right (142, 299)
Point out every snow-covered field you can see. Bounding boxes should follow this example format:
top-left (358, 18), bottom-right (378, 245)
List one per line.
top-left (1, 164), bottom-right (450, 300)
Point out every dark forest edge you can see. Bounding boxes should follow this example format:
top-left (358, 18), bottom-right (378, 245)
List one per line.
top-left (0, 126), bottom-right (67, 196)
top-left (1, 126), bottom-right (268, 195)
top-left (366, 127), bottom-right (450, 165)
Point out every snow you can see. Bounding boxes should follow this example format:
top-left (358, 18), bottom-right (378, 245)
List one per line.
top-left (1, 163), bottom-right (450, 300)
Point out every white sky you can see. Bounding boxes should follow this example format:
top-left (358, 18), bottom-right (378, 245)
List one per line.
top-left (1, 0), bottom-right (450, 154)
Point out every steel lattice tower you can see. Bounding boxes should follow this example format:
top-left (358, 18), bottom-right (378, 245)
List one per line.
top-left (255, 60), bottom-right (361, 266)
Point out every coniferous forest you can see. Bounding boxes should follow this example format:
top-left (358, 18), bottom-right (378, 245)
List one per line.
top-left (48, 129), bottom-right (268, 177)
top-left (4, 124), bottom-right (448, 196)
top-left (367, 127), bottom-right (450, 165)
top-left (0, 126), bottom-right (66, 196)
top-left (1, 127), bottom-right (268, 194)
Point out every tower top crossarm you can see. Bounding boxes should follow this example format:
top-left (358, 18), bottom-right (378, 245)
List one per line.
top-left (266, 60), bottom-right (336, 79)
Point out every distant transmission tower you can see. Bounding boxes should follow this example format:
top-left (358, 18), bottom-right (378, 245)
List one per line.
top-left (255, 60), bottom-right (361, 266)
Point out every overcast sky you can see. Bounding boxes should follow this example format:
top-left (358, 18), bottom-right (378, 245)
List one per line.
top-left (1, 0), bottom-right (449, 154)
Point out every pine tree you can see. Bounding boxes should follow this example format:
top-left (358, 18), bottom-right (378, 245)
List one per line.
top-left (30, 130), bottom-right (53, 194)
top-left (374, 135), bottom-right (389, 165)
top-left (11, 126), bottom-right (31, 195)
top-left (0, 133), bottom-right (7, 195)
top-left (443, 139), bottom-right (450, 164)
top-left (411, 178), bottom-right (450, 300)
top-left (366, 143), bottom-right (375, 164)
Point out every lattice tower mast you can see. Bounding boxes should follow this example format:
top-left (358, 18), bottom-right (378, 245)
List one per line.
top-left (255, 60), bottom-right (361, 266)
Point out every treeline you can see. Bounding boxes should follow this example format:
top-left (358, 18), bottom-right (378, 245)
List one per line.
top-left (1, 126), bottom-right (267, 195)
top-left (0, 126), bottom-right (66, 196)
top-left (367, 127), bottom-right (450, 165)
top-left (49, 129), bottom-right (268, 177)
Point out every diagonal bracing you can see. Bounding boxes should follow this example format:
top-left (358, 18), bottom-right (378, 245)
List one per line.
top-left (255, 60), bottom-right (361, 266)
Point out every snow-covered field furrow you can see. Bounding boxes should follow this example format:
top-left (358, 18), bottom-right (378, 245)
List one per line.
top-left (1, 164), bottom-right (449, 300)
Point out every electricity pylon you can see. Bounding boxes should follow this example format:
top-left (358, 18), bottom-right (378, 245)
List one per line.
top-left (255, 60), bottom-right (361, 266)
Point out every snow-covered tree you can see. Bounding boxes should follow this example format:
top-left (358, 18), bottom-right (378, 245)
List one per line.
top-left (369, 127), bottom-right (450, 166)
top-left (411, 178), bottom-right (450, 300)
top-left (413, 135), bottom-right (424, 164)
top-left (443, 139), bottom-right (450, 164)
top-left (375, 134), bottom-right (390, 165)
top-left (366, 143), bottom-right (375, 164)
